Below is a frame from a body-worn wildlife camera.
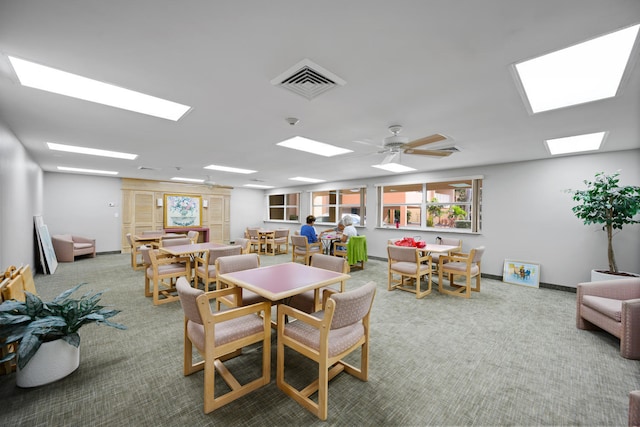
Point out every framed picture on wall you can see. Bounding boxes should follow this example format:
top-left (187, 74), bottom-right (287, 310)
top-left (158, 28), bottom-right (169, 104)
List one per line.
top-left (164, 194), bottom-right (202, 228)
top-left (502, 260), bottom-right (540, 288)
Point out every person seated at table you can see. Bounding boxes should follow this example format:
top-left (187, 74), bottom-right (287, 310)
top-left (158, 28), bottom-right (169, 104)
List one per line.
top-left (301, 215), bottom-right (321, 243)
top-left (333, 215), bottom-right (358, 252)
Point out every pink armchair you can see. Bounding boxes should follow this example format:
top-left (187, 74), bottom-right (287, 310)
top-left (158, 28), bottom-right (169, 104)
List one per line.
top-left (576, 277), bottom-right (640, 359)
top-left (51, 234), bottom-right (96, 262)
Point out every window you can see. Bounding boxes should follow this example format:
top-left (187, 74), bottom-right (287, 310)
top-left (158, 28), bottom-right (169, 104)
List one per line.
top-left (311, 188), bottom-right (366, 226)
top-left (268, 193), bottom-right (300, 221)
top-left (380, 178), bottom-right (482, 232)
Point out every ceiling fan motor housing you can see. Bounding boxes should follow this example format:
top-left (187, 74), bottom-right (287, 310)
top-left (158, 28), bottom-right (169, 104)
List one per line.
top-left (383, 134), bottom-right (409, 148)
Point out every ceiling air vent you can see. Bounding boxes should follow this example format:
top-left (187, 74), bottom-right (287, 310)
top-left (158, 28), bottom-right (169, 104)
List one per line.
top-left (271, 59), bottom-right (346, 100)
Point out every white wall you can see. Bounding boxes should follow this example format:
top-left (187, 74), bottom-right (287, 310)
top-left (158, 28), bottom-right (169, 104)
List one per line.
top-left (37, 149), bottom-right (639, 287)
top-left (43, 173), bottom-right (122, 252)
top-left (0, 121), bottom-right (43, 269)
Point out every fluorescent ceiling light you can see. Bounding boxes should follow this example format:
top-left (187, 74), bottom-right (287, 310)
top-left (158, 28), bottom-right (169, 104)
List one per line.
top-left (204, 164), bottom-right (257, 174)
top-left (47, 142), bottom-right (137, 160)
top-left (372, 163), bottom-right (416, 173)
top-left (57, 166), bottom-right (118, 175)
top-left (289, 177), bottom-right (326, 183)
top-left (171, 177), bottom-right (205, 183)
top-left (514, 24), bottom-right (639, 113)
top-left (449, 183), bottom-right (471, 188)
top-left (277, 136), bottom-right (353, 157)
top-left (244, 184), bottom-right (275, 189)
top-left (545, 132), bottom-right (606, 155)
top-left (8, 56), bottom-right (191, 121)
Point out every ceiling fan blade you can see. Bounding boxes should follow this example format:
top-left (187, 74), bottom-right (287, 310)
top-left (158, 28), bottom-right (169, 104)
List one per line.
top-left (404, 148), bottom-right (452, 157)
top-left (381, 152), bottom-right (400, 164)
top-left (404, 133), bottom-right (447, 148)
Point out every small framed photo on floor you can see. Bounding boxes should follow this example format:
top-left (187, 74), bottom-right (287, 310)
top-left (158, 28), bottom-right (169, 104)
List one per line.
top-left (503, 260), bottom-right (540, 288)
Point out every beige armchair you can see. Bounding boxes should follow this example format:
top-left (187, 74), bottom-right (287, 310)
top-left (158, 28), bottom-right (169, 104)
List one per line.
top-left (51, 234), bottom-right (96, 262)
top-left (576, 277), bottom-right (640, 359)
top-left (290, 234), bottom-right (321, 265)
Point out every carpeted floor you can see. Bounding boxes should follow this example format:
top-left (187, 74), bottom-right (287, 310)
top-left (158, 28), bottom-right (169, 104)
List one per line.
top-left (1, 252), bottom-right (638, 426)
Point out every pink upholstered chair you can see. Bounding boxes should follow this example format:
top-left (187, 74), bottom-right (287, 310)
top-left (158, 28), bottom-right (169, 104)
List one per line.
top-left (233, 238), bottom-right (251, 254)
top-left (140, 245), bottom-right (191, 305)
top-left (437, 246), bottom-right (485, 298)
top-left (387, 245), bottom-right (433, 298)
top-left (288, 254), bottom-right (349, 313)
top-left (176, 277), bottom-right (271, 413)
top-left (160, 237), bottom-right (192, 247)
top-left (277, 281), bottom-right (376, 420)
top-left (51, 234), bottom-right (96, 262)
top-left (214, 253), bottom-right (268, 309)
top-left (265, 228), bottom-right (289, 255)
top-left (194, 245), bottom-right (242, 292)
top-left (576, 277), bottom-right (640, 359)
top-left (290, 234), bottom-right (321, 265)
top-left (431, 237), bottom-right (462, 270)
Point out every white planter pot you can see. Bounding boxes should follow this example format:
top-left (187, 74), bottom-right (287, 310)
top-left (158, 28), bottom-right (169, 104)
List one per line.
top-left (16, 339), bottom-right (80, 388)
top-left (591, 269), bottom-right (640, 281)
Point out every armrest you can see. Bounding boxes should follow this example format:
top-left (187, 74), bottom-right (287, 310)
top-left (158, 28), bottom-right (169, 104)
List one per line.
top-left (278, 303), bottom-right (323, 329)
top-left (418, 254), bottom-right (432, 264)
top-left (321, 288), bottom-right (339, 310)
top-left (310, 241), bottom-right (322, 249)
top-left (197, 289), bottom-right (270, 322)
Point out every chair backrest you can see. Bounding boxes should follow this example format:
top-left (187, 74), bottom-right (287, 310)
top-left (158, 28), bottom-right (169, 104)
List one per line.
top-left (176, 277), bottom-right (205, 325)
top-left (126, 233), bottom-right (134, 247)
top-left (215, 253), bottom-right (260, 275)
top-left (291, 234), bottom-right (308, 248)
top-left (275, 229), bottom-right (289, 239)
top-left (234, 238), bottom-right (251, 254)
top-left (140, 245), bottom-right (152, 265)
top-left (142, 230), bottom-right (162, 236)
top-left (328, 281), bottom-right (376, 330)
top-left (187, 230), bottom-right (199, 242)
top-left (208, 245), bottom-right (242, 265)
top-left (471, 246), bottom-right (485, 263)
top-left (310, 253), bottom-right (348, 273)
top-left (161, 237), bottom-right (192, 247)
top-left (247, 228), bottom-right (260, 239)
top-left (438, 237), bottom-right (462, 248)
top-left (388, 245), bottom-right (417, 263)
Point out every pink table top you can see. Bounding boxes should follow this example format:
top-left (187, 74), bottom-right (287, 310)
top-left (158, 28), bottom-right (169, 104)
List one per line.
top-left (159, 242), bottom-right (229, 256)
top-left (217, 262), bottom-right (350, 301)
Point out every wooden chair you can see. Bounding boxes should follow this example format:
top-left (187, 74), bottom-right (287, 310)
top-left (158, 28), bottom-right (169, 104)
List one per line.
top-left (194, 245), bottom-right (242, 292)
top-left (437, 246), bottom-right (485, 298)
top-left (265, 229), bottom-right (289, 255)
top-left (387, 245), bottom-right (433, 298)
top-left (214, 253), bottom-right (267, 309)
top-left (1, 264), bottom-right (37, 302)
top-left (290, 234), bottom-right (321, 265)
top-left (245, 228), bottom-right (262, 253)
top-left (160, 237), bottom-right (192, 247)
top-left (277, 282), bottom-right (376, 420)
top-left (175, 277), bottom-right (271, 414)
top-left (333, 235), bottom-right (368, 270)
top-left (288, 254), bottom-right (349, 313)
top-left (140, 246), bottom-right (191, 305)
top-left (126, 233), bottom-right (154, 271)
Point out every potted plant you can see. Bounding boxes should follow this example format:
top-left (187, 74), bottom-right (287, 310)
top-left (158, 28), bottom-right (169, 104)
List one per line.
top-left (0, 283), bottom-right (126, 387)
top-left (568, 171), bottom-right (640, 279)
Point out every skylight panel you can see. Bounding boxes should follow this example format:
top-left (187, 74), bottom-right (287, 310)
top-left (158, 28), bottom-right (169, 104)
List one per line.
top-left (277, 136), bottom-right (353, 157)
top-left (204, 164), bottom-right (257, 174)
top-left (57, 166), bottom-right (118, 175)
top-left (514, 24), bottom-right (639, 113)
top-left (9, 56), bottom-right (191, 121)
top-left (47, 142), bottom-right (137, 159)
top-left (544, 132), bottom-right (606, 155)
top-left (372, 163), bottom-right (416, 173)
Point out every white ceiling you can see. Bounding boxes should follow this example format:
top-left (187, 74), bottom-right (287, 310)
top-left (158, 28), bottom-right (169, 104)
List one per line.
top-left (1, 1), bottom-right (639, 189)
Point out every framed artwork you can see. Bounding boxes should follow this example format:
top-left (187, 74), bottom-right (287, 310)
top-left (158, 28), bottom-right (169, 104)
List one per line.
top-left (164, 194), bottom-right (202, 228)
top-left (503, 260), bottom-right (540, 288)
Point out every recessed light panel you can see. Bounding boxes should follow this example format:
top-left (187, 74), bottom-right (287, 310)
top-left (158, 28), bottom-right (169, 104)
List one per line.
top-left (9, 56), bottom-right (191, 121)
top-left (244, 184), bottom-right (275, 189)
top-left (277, 136), bottom-right (353, 157)
top-left (47, 142), bottom-right (137, 160)
top-left (171, 177), bottom-right (205, 183)
top-left (545, 132), bottom-right (606, 155)
top-left (57, 166), bottom-right (118, 175)
top-left (515, 24), bottom-right (639, 113)
top-left (289, 177), bottom-right (325, 183)
top-left (204, 164), bottom-right (257, 174)
top-left (372, 163), bottom-right (416, 173)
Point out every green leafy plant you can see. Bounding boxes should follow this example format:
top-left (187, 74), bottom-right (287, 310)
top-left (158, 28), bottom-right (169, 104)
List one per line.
top-left (0, 284), bottom-right (126, 369)
top-left (568, 171), bottom-right (640, 273)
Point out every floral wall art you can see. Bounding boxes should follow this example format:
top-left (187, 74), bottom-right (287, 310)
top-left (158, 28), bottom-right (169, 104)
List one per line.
top-left (164, 194), bottom-right (202, 228)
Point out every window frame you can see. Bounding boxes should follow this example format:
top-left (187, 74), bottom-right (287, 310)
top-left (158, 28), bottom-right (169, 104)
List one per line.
top-left (310, 187), bottom-right (366, 226)
top-left (267, 192), bottom-right (300, 222)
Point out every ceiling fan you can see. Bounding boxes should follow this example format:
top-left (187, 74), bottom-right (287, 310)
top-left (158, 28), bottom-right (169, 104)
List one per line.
top-left (362, 125), bottom-right (454, 164)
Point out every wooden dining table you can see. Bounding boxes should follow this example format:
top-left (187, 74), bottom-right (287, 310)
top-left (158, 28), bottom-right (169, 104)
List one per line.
top-left (217, 262), bottom-right (350, 303)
